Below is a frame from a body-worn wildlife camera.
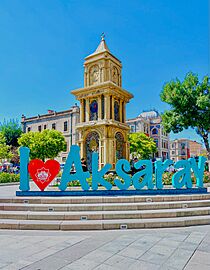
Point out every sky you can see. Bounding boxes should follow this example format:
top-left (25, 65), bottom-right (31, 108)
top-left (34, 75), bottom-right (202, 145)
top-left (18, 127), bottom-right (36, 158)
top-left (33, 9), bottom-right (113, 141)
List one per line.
top-left (0, 0), bottom-right (209, 143)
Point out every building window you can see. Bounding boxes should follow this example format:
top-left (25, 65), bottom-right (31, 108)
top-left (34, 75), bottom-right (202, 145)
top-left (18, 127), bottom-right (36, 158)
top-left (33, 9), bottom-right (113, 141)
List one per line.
top-left (38, 125), bottom-right (41, 132)
top-left (181, 150), bottom-right (186, 156)
top-left (44, 125), bottom-right (47, 130)
top-left (86, 131), bottom-right (100, 171)
top-left (130, 125), bottom-right (135, 133)
top-left (52, 123), bottom-right (56, 130)
top-left (154, 139), bottom-right (158, 147)
top-left (27, 127), bottom-right (31, 132)
top-left (181, 143), bottom-right (185, 149)
top-left (64, 121), bottom-right (68, 131)
top-left (152, 128), bottom-right (158, 135)
top-left (62, 157), bottom-right (67, 162)
top-left (172, 150), bottom-right (175, 155)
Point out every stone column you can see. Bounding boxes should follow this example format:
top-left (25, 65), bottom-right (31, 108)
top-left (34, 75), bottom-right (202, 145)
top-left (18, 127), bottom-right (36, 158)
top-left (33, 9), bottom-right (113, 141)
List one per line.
top-left (80, 140), bottom-right (85, 159)
top-left (86, 98), bottom-right (90, 121)
top-left (119, 100), bottom-right (123, 122)
top-left (104, 138), bottom-right (109, 165)
top-left (112, 97), bottom-right (115, 120)
top-left (80, 99), bottom-right (84, 123)
top-left (84, 67), bottom-right (87, 87)
top-left (123, 102), bottom-right (126, 123)
top-left (98, 96), bottom-right (102, 120)
top-left (109, 138), bottom-right (115, 168)
top-left (105, 95), bottom-right (110, 119)
top-left (127, 142), bottom-right (130, 161)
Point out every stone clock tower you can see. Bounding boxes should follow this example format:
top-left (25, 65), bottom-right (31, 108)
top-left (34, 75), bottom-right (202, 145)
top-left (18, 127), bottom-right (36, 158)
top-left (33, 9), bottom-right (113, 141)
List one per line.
top-left (71, 36), bottom-right (133, 170)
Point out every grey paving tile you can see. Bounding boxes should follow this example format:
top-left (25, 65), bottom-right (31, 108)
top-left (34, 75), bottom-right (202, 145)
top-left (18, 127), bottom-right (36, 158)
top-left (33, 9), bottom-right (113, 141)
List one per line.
top-left (163, 248), bottom-right (195, 269)
top-left (98, 242), bottom-right (125, 253)
top-left (93, 264), bottom-right (119, 270)
top-left (197, 241), bottom-right (210, 252)
top-left (0, 262), bottom-right (9, 269)
top-left (118, 246), bottom-right (146, 259)
top-left (157, 238), bottom-right (181, 248)
top-left (149, 244), bottom-right (176, 255)
top-left (61, 258), bottom-right (99, 270)
top-left (127, 260), bottom-right (159, 270)
top-left (21, 257), bottom-right (70, 270)
top-left (158, 265), bottom-right (178, 270)
top-left (178, 241), bottom-right (198, 251)
top-left (141, 235), bottom-right (162, 243)
top-left (189, 250), bottom-right (210, 265)
top-left (104, 254), bottom-right (137, 269)
top-left (26, 248), bottom-right (59, 262)
top-left (0, 260), bottom-right (32, 270)
top-left (139, 248), bottom-right (174, 266)
top-left (184, 262), bottom-right (210, 270)
top-left (164, 232), bottom-right (189, 242)
top-left (184, 232), bottom-right (206, 244)
top-left (129, 241), bottom-right (154, 251)
top-left (82, 249), bottom-right (114, 263)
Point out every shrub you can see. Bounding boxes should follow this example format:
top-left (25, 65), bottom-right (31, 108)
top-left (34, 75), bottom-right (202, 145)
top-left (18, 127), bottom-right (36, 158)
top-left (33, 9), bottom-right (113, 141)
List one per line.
top-left (0, 173), bottom-right (20, 183)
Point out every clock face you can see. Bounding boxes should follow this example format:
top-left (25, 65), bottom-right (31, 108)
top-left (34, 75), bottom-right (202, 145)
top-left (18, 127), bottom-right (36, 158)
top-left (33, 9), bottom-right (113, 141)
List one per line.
top-left (93, 69), bottom-right (99, 83)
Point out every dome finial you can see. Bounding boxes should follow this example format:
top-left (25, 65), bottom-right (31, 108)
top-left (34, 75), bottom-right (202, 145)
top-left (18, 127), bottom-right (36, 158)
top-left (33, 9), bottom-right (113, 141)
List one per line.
top-left (101, 32), bottom-right (105, 41)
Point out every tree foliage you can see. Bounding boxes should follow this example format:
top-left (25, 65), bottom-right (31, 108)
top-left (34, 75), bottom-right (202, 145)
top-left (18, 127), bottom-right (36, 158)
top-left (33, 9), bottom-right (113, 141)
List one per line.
top-left (0, 132), bottom-right (13, 160)
top-left (160, 73), bottom-right (210, 158)
top-left (128, 132), bottom-right (157, 159)
top-left (18, 129), bottom-right (66, 161)
top-left (0, 119), bottom-right (22, 147)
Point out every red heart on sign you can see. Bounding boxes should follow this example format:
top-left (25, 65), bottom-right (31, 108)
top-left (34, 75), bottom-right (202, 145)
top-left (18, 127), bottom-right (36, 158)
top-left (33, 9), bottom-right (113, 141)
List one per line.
top-left (28, 159), bottom-right (60, 191)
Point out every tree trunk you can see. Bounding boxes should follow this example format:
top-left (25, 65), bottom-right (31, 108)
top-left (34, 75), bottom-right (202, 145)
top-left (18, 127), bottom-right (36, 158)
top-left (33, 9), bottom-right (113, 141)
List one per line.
top-left (203, 133), bottom-right (210, 160)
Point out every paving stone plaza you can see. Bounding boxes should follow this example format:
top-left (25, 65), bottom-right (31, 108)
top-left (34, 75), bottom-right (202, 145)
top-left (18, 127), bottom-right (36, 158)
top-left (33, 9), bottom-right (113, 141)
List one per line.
top-left (0, 184), bottom-right (210, 270)
top-left (1, 222), bottom-right (210, 270)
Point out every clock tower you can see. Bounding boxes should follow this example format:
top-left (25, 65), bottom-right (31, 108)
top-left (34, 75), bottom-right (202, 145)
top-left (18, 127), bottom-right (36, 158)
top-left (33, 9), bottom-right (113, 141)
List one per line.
top-left (71, 36), bottom-right (133, 170)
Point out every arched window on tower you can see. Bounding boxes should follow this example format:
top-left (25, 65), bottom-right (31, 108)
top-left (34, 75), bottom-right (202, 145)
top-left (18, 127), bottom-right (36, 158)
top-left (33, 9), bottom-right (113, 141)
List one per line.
top-left (114, 101), bottom-right (120, 121)
top-left (86, 131), bottom-right (100, 171)
top-left (90, 100), bottom-right (98, 121)
top-left (115, 132), bottom-right (124, 160)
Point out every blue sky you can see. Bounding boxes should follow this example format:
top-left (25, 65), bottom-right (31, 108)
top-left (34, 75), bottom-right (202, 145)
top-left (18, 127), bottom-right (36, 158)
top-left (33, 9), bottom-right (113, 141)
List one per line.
top-left (0, 0), bottom-right (208, 143)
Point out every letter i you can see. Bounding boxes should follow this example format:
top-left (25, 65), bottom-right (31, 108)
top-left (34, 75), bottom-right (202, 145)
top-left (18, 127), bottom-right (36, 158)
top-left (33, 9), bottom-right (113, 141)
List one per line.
top-left (19, 147), bottom-right (30, 191)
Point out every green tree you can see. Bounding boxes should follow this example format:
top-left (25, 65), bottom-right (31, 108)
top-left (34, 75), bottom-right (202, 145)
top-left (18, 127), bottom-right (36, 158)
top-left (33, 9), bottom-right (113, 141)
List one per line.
top-left (0, 119), bottom-right (22, 147)
top-left (0, 132), bottom-right (13, 160)
top-left (18, 129), bottom-right (66, 161)
top-left (128, 132), bottom-right (157, 159)
top-left (160, 72), bottom-right (210, 159)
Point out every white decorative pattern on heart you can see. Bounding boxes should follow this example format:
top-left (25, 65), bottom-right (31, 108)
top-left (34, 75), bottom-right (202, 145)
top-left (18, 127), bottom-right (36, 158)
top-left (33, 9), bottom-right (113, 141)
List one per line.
top-left (35, 167), bottom-right (51, 183)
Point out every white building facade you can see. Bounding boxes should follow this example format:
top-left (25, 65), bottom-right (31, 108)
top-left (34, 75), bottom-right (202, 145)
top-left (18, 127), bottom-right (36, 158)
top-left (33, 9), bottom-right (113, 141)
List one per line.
top-left (21, 105), bottom-right (80, 163)
top-left (127, 110), bottom-right (170, 160)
